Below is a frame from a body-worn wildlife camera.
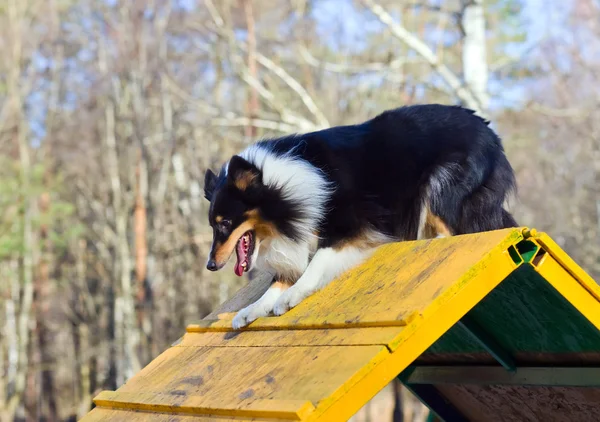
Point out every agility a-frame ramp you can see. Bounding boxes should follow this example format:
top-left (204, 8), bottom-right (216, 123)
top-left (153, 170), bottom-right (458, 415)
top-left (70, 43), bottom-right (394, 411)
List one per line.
top-left (81, 227), bottom-right (600, 421)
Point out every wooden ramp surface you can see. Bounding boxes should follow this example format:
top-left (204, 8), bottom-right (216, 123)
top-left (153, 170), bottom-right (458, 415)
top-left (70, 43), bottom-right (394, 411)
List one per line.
top-left (81, 228), bottom-right (600, 421)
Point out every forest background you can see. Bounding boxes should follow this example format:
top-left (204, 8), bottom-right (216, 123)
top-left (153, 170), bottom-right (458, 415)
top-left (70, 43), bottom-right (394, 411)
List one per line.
top-left (0, 0), bottom-right (599, 420)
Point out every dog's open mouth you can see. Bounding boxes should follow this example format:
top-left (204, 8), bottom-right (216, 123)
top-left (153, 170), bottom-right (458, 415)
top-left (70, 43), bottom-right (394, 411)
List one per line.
top-left (234, 230), bottom-right (255, 276)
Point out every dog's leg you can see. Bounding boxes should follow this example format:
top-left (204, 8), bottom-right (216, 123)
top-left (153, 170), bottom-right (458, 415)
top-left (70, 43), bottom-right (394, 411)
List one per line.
top-left (232, 280), bottom-right (290, 329)
top-left (273, 246), bottom-right (377, 316)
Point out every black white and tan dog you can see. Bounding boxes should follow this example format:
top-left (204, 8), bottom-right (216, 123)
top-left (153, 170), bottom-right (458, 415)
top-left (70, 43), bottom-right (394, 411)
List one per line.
top-left (203, 104), bottom-right (518, 329)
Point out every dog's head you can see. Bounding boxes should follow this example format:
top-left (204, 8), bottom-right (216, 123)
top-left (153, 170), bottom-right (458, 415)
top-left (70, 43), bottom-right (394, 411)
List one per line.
top-left (203, 155), bottom-right (277, 276)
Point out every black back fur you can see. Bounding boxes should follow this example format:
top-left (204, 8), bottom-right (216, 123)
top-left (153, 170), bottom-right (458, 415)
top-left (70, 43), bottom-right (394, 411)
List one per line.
top-left (241, 104), bottom-right (518, 248)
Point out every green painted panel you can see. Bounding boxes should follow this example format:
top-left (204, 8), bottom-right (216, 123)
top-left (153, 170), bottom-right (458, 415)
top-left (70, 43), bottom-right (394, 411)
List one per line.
top-left (424, 321), bottom-right (486, 355)
top-left (424, 264), bottom-right (600, 356)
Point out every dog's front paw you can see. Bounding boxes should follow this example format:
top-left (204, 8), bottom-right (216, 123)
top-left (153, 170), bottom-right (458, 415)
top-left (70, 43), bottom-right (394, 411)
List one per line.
top-left (232, 303), bottom-right (269, 329)
top-left (273, 287), bottom-right (307, 316)
top-left (232, 309), bottom-right (251, 330)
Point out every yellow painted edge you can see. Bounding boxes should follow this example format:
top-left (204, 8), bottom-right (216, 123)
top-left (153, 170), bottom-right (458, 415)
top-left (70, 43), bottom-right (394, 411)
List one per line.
top-left (186, 319), bottom-right (407, 333)
top-left (93, 391), bottom-right (314, 420)
top-left (386, 243), bottom-right (520, 353)
top-left (416, 228), bottom-right (524, 323)
top-left (178, 327), bottom-right (406, 348)
top-left (77, 407), bottom-right (282, 422)
top-left (305, 238), bottom-right (520, 421)
top-left (534, 253), bottom-right (600, 331)
top-left (534, 233), bottom-right (600, 303)
top-left (80, 407), bottom-right (274, 422)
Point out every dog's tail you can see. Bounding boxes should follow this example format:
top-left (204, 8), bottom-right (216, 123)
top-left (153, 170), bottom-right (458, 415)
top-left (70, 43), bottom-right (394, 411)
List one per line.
top-left (428, 150), bottom-right (518, 236)
top-left (458, 152), bottom-right (518, 233)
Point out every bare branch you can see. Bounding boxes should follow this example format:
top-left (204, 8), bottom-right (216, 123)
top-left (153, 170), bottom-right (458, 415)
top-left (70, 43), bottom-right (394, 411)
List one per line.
top-left (199, 2), bottom-right (327, 130)
top-left (529, 101), bottom-right (597, 119)
top-left (299, 45), bottom-right (420, 74)
top-left (251, 51), bottom-right (329, 128)
top-left (362, 0), bottom-right (482, 112)
top-left (212, 116), bottom-right (299, 133)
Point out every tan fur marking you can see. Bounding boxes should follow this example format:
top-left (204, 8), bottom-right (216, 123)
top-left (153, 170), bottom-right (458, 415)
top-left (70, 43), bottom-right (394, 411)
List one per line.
top-left (213, 209), bottom-right (282, 265)
top-left (272, 280), bottom-right (293, 290)
top-left (245, 209), bottom-right (281, 240)
top-left (332, 230), bottom-right (389, 251)
top-left (233, 171), bottom-right (258, 191)
top-left (423, 208), bottom-right (452, 238)
top-left (214, 221), bottom-right (256, 264)
top-left (215, 215), bottom-right (223, 223)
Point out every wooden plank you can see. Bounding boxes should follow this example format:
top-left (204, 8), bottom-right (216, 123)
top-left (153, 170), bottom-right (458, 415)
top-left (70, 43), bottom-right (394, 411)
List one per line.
top-left (401, 383), bottom-right (468, 422)
top-left (437, 384), bottom-right (600, 422)
top-left (81, 408), bottom-right (283, 421)
top-left (93, 391), bottom-right (315, 420)
top-left (198, 229), bottom-right (522, 331)
top-left (416, 351), bottom-right (600, 366)
top-left (115, 344), bottom-right (389, 416)
top-left (178, 327), bottom-right (406, 348)
top-left (404, 366), bottom-right (600, 387)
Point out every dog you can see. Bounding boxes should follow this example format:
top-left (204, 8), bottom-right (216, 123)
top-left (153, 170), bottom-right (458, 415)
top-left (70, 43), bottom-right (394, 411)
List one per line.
top-left (203, 104), bottom-right (517, 329)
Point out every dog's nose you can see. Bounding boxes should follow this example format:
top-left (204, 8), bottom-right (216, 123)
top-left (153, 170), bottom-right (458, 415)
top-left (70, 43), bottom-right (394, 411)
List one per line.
top-left (206, 260), bottom-right (218, 271)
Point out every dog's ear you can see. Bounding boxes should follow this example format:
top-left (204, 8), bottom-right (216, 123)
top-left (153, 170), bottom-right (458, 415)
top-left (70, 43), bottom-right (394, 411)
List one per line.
top-left (204, 168), bottom-right (218, 201)
top-left (227, 155), bottom-right (261, 191)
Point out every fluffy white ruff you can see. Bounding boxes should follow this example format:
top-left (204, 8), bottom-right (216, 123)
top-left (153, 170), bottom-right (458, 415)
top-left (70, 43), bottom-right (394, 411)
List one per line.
top-left (239, 144), bottom-right (333, 244)
top-left (239, 144), bottom-right (333, 279)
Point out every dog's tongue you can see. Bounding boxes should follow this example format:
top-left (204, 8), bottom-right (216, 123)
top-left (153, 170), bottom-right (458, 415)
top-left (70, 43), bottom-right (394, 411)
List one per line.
top-left (234, 261), bottom-right (244, 277)
top-left (234, 238), bottom-right (247, 277)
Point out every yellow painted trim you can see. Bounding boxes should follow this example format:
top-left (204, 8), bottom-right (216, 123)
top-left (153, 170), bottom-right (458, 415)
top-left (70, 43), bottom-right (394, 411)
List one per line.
top-left (534, 233), bottom-right (600, 303)
top-left (178, 327), bottom-right (406, 348)
top-left (417, 234), bottom-right (523, 323)
top-left (533, 253), bottom-right (600, 331)
top-left (186, 319), bottom-right (407, 333)
top-left (93, 391), bottom-right (315, 420)
top-left (83, 407), bottom-right (271, 421)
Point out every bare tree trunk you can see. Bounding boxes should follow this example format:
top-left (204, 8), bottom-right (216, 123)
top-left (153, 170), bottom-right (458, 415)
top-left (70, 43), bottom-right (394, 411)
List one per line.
top-left (2, 262), bottom-right (19, 422)
top-left (5, 0), bottom-right (38, 419)
top-left (76, 323), bottom-right (91, 419)
top-left (134, 148), bottom-right (151, 364)
top-left (0, 266), bottom-right (9, 421)
top-left (0, 335), bottom-right (4, 419)
top-left (34, 0), bottom-right (62, 416)
top-left (36, 192), bottom-right (58, 422)
top-left (243, 0), bottom-right (259, 138)
top-left (461, 0), bottom-right (489, 113)
top-left (104, 100), bottom-right (140, 385)
top-left (71, 239), bottom-right (93, 419)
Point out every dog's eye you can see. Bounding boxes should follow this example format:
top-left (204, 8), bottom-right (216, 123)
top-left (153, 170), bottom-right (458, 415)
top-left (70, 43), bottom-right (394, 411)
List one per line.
top-left (219, 220), bottom-right (232, 230)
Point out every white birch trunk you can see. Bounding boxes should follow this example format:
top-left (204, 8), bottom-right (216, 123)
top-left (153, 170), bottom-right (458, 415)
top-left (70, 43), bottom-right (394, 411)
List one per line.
top-left (461, 0), bottom-right (489, 113)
